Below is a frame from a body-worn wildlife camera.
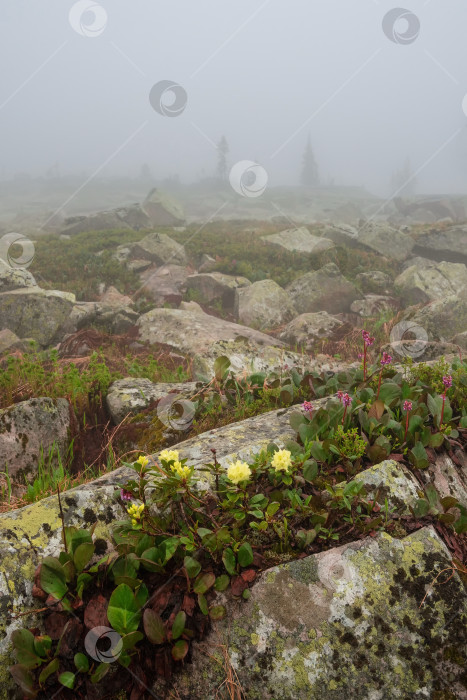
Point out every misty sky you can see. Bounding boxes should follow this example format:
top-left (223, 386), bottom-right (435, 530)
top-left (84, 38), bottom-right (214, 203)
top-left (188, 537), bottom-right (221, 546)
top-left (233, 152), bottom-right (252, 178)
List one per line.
top-left (1, 0), bottom-right (467, 195)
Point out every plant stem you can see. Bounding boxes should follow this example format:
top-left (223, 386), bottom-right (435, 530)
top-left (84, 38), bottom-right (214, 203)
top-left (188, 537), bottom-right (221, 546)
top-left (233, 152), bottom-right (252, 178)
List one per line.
top-left (440, 393), bottom-right (446, 427)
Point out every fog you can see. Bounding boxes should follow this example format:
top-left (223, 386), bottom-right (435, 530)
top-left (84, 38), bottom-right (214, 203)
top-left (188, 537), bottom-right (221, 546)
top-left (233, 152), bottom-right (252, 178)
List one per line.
top-left (1, 0), bottom-right (467, 195)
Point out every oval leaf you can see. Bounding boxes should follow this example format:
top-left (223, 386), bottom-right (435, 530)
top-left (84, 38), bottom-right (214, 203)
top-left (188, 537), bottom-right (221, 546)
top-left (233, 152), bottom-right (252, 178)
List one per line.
top-left (172, 611), bottom-right (186, 641)
top-left (143, 608), bottom-right (165, 645)
top-left (172, 639), bottom-right (189, 661)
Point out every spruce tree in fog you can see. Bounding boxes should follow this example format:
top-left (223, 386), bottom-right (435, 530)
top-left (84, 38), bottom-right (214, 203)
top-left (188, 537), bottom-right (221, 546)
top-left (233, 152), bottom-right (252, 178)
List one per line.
top-left (216, 135), bottom-right (229, 183)
top-left (300, 135), bottom-right (320, 187)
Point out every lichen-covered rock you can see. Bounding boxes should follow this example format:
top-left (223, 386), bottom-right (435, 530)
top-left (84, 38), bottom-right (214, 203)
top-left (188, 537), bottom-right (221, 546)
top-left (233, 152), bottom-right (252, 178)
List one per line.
top-left (142, 188), bottom-right (185, 226)
top-left (106, 378), bottom-right (200, 424)
top-left (60, 211), bottom-right (132, 236)
top-left (138, 264), bottom-right (191, 305)
top-left (99, 285), bottom-right (134, 307)
top-left (401, 288), bottom-right (467, 342)
top-left (286, 263), bottom-right (361, 315)
top-left (262, 227), bottom-right (335, 254)
top-left (0, 329), bottom-right (24, 355)
top-left (356, 270), bottom-right (393, 295)
top-left (350, 294), bottom-right (399, 318)
top-left (0, 467), bottom-right (133, 697)
top-left (395, 261), bottom-right (467, 306)
top-left (354, 460), bottom-right (420, 514)
top-left (170, 527), bottom-right (467, 699)
top-left (359, 222), bottom-right (414, 261)
top-left (0, 288), bottom-right (75, 347)
top-left (186, 272), bottom-right (251, 308)
top-left (137, 307), bottom-right (299, 379)
top-left (131, 232), bottom-right (187, 266)
top-left (0, 258), bottom-right (36, 292)
top-left (0, 398), bottom-right (71, 483)
top-left (277, 311), bottom-right (345, 351)
top-left (420, 452), bottom-right (467, 506)
top-left (413, 225), bottom-right (467, 264)
top-left (234, 280), bottom-right (297, 330)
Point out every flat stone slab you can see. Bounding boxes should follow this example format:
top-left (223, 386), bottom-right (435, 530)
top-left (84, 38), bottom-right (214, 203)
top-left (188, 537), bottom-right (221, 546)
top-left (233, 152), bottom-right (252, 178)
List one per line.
top-left (171, 527), bottom-right (467, 699)
top-left (106, 378), bottom-right (200, 424)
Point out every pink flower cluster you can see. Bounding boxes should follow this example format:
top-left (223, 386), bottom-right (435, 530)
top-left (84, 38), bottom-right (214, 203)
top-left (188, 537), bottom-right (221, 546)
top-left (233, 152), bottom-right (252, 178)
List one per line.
top-left (442, 375), bottom-right (452, 390)
top-left (362, 330), bottom-right (375, 347)
top-left (302, 401), bottom-right (313, 413)
top-left (338, 391), bottom-right (352, 407)
top-left (380, 352), bottom-right (392, 366)
top-left (403, 400), bottom-right (412, 412)
top-left (120, 489), bottom-right (132, 502)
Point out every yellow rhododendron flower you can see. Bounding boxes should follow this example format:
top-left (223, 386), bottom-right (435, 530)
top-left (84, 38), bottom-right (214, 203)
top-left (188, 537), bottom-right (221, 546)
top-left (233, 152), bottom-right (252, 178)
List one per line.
top-left (227, 460), bottom-right (252, 485)
top-left (271, 449), bottom-right (292, 473)
top-left (127, 503), bottom-right (145, 521)
top-left (170, 461), bottom-right (191, 479)
top-left (136, 455), bottom-right (149, 468)
top-left (159, 449), bottom-right (180, 463)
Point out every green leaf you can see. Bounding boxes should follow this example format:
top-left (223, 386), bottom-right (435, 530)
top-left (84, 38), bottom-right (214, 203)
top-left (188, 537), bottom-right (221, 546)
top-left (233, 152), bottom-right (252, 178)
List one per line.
top-left (172, 611), bottom-right (186, 641)
top-left (209, 605), bottom-right (226, 620)
top-left (76, 572), bottom-right (93, 599)
top-left (121, 631), bottom-right (144, 651)
top-left (139, 548), bottom-right (164, 573)
top-left (33, 635), bottom-right (51, 659)
top-left (222, 548), bottom-right (236, 575)
top-left (197, 593), bottom-right (209, 615)
top-left (134, 583), bottom-right (149, 609)
top-left (378, 383), bottom-right (401, 406)
top-left (172, 640), bottom-right (189, 661)
top-left (413, 499), bottom-right (430, 518)
top-left (160, 537), bottom-right (179, 564)
top-left (107, 583), bottom-right (141, 635)
top-left (289, 411), bottom-right (306, 432)
top-left (38, 658), bottom-right (59, 685)
top-left (74, 653), bottom-right (89, 672)
top-left (214, 575), bottom-right (230, 591)
top-left (70, 529), bottom-right (92, 554)
top-left (11, 630), bottom-right (41, 669)
top-left (214, 356), bottom-right (231, 381)
top-left (59, 672), bottom-right (75, 689)
top-left (90, 663), bottom-right (109, 684)
top-left (184, 556), bottom-right (201, 579)
top-left (440, 496), bottom-right (459, 511)
top-left (238, 542), bottom-right (254, 568)
top-left (429, 432), bottom-right (445, 448)
top-left (40, 557), bottom-right (68, 600)
top-left (197, 527), bottom-right (212, 539)
top-left (266, 502), bottom-right (280, 517)
top-left (193, 572), bottom-right (216, 594)
top-left (9, 665), bottom-right (36, 698)
top-left (143, 609), bottom-right (165, 644)
top-left (309, 442), bottom-right (327, 462)
top-left (425, 484), bottom-right (438, 509)
top-left (409, 442), bottom-right (429, 470)
top-left (303, 460), bottom-right (318, 483)
top-left (73, 542), bottom-right (95, 573)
